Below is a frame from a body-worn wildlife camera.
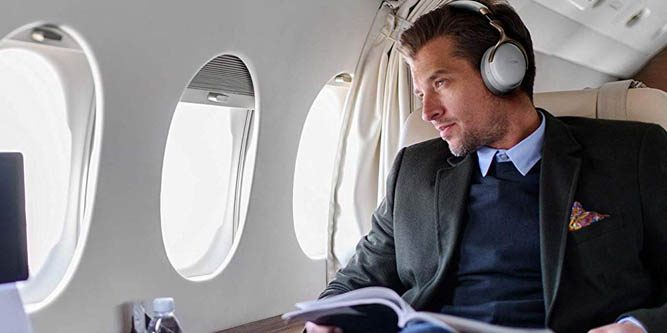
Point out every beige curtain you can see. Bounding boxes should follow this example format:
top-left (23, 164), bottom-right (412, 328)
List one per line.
top-left (327, 0), bottom-right (451, 278)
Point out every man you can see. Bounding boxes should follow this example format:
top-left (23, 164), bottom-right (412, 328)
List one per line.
top-left (307, 1), bottom-right (667, 332)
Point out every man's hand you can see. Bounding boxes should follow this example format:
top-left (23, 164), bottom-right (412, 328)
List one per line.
top-left (588, 322), bottom-right (644, 333)
top-left (304, 321), bottom-right (343, 333)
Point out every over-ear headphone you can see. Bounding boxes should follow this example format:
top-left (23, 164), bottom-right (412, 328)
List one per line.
top-left (447, 0), bottom-right (528, 95)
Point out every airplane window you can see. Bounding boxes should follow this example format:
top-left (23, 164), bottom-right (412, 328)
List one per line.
top-left (293, 74), bottom-right (351, 259)
top-left (0, 25), bottom-right (98, 308)
top-left (160, 55), bottom-right (256, 281)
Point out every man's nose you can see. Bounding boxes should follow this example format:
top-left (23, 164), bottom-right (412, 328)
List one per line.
top-left (421, 93), bottom-right (442, 122)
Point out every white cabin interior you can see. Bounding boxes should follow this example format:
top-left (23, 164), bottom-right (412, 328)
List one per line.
top-left (1, 0), bottom-right (666, 332)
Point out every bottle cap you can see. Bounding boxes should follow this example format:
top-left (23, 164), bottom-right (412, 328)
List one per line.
top-left (152, 297), bottom-right (175, 314)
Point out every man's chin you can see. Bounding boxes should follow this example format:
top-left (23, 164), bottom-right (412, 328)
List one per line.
top-left (444, 139), bottom-right (464, 157)
top-left (446, 139), bottom-right (477, 157)
top-left (450, 149), bottom-right (466, 157)
top-left (441, 133), bottom-right (453, 144)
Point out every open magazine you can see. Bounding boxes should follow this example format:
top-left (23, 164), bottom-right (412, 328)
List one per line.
top-left (282, 287), bottom-right (554, 333)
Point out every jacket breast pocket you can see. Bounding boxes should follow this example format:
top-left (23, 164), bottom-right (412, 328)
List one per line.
top-left (565, 213), bottom-right (636, 275)
top-left (568, 213), bottom-right (626, 244)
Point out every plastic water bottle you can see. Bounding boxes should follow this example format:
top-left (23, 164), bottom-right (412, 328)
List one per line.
top-left (147, 297), bottom-right (183, 333)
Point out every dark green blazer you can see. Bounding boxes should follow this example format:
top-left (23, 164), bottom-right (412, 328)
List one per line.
top-left (322, 111), bottom-right (667, 332)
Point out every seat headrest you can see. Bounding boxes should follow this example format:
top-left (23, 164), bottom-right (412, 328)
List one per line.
top-left (399, 81), bottom-right (667, 148)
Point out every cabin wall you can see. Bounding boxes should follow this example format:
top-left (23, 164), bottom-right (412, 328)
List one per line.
top-left (0, 0), bottom-right (380, 332)
top-left (533, 52), bottom-right (616, 93)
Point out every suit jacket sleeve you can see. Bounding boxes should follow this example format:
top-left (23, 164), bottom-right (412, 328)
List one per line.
top-left (319, 148), bottom-right (407, 299)
top-left (621, 124), bottom-right (667, 331)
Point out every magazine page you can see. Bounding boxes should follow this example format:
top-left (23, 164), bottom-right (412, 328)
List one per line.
top-left (284, 297), bottom-right (405, 321)
top-left (283, 287), bottom-right (415, 333)
top-left (403, 312), bottom-right (554, 333)
top-left (283, 287), bottom-right (556, 333)
top-left (295, 286), bottom-right (411, 312)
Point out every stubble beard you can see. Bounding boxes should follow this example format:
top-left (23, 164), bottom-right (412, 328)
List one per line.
top-left (447, 114), bottom-right (509, 157)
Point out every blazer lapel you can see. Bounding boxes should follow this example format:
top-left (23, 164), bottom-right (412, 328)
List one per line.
top-left (436, 154), bottom-right (474, 266)
top-left (539, 112), bottom-right (582, 322)
top-left (414, 153), bottom-right (473, 309)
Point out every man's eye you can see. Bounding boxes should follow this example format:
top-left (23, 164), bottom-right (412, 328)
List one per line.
top-left (434, 80), bottom-right (445, 88)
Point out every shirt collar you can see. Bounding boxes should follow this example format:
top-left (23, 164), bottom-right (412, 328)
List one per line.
top-left (476, 110), bottom-right (545, 177)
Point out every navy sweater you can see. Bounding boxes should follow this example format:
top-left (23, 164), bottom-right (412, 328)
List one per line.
top-left (440, 160), bottom-right (545, 328)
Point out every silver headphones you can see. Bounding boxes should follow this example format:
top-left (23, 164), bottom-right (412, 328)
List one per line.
top-left (447, 0), bottom-right (528, 95)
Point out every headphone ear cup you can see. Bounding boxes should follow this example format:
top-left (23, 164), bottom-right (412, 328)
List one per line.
top-left (480, 43), bottom-right (527, 95)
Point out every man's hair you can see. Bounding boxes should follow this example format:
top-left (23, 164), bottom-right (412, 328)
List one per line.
top-left (399, 0), bottom-right (536, 100)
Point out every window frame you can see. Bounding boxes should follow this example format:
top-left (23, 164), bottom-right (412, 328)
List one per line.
top-left (0, 25), bottom-right (99, 310)
top-left (160, 54), bottom-right (257, 281)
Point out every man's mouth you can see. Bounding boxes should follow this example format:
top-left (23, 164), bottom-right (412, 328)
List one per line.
top-left (436, 123), bottom-right (455, 136)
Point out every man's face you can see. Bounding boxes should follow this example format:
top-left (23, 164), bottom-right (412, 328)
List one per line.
top-left (409, 36), bottom-right (509, 156)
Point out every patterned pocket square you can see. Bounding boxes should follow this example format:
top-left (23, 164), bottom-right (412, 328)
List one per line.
top-left (568, 201), bottom-right (610, 232)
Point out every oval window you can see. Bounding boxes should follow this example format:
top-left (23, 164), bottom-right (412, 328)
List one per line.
top-left (0, 24), bottom-right (99, 308)
top-left (161, 54), bottom-right (257, 281)
top-left (293, 73), bottom-right (351, 259)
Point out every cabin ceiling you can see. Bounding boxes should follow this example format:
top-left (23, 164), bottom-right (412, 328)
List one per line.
top-left (508, 0), bottom-right (667, 77)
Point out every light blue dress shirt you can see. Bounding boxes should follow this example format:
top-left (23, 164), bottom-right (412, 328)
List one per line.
top-left (476, 111), bottom-right (545, 177)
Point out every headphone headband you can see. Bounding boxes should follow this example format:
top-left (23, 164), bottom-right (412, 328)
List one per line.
top-left (447, 0), bottom-right (489, 13)
top-left (445, 0), bottom-right (528, 95)
top-left (447, 0), bottom-right (526, 63)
